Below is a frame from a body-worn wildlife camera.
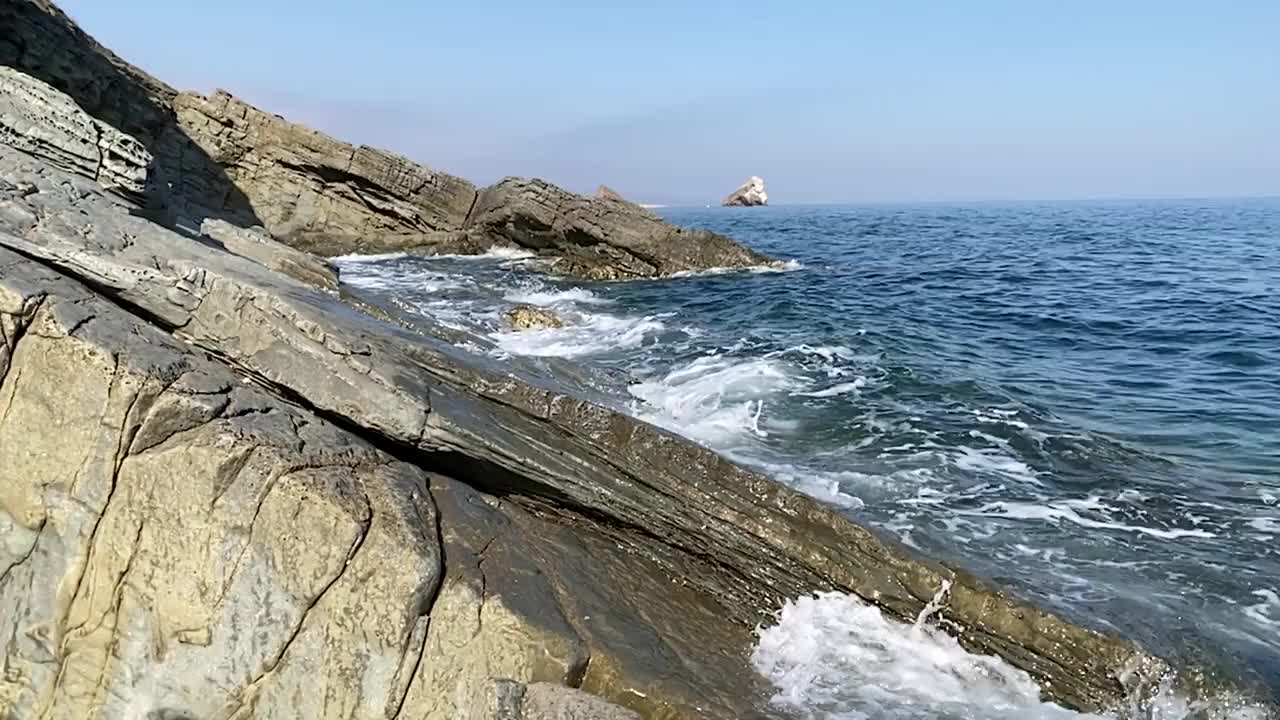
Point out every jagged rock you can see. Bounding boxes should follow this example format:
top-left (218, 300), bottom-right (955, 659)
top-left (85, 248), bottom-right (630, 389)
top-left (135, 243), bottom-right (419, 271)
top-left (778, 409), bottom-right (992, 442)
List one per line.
top-left (468, 178), bottom-right (773, 280)
top-left (594, 185), bottom-right (626, 203)
top-left (2, 0), bottom-right (781, 281)
top-left (0, 143), bottom-right (1232, 717)
top-left (172, 91), bottom-right (479, 256)
top-left (199, 218), bottom-right (339, 291)
top-left (722, 176), bottom-right (768, 207)
top-left (504, 304), bottom-right (564, 330)
top-left (0, 67), bottom-right (150, 197)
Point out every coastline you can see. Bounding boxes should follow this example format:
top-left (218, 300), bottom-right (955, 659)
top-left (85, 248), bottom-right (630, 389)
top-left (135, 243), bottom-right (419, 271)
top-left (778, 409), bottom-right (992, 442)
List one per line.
top-left (0, 2), bottom-right (1275, 718)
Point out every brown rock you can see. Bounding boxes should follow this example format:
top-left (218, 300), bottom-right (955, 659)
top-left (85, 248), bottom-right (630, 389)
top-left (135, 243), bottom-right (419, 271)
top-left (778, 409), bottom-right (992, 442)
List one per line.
top-left (468, 177), bottom-right (773, 280)
top-left (505, 304), bottom-right (564, 329)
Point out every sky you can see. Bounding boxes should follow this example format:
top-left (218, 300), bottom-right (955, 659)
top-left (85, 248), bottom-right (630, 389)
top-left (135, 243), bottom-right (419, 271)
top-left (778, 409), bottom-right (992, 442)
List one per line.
top-left (61, 1), bottom-right (1280, 205)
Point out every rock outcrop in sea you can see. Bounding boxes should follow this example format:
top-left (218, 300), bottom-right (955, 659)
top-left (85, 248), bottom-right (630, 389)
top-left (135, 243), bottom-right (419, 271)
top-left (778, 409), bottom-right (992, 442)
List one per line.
top-left (0, 2), bottom-right (1273, 719)
top-left (723, 176), bottom-right (768, 206)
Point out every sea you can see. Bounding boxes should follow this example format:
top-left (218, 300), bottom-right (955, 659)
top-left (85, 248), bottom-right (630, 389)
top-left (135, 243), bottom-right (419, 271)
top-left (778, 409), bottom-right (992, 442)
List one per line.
top-left (333, 199), bottom-right (1280, 719)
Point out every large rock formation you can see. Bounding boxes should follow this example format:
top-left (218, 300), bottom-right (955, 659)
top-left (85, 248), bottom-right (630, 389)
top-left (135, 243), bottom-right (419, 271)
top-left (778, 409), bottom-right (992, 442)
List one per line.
top-left (0, 0), bottom-right (777, 280)
top-left (1, 5), bottom-right (1275, 720)
top-left (3, 130), bottom-right (1270, 717)
top-left (723, 176), bottom-right (768, 207)
top-left (468, 178), bottom-right (774, 279)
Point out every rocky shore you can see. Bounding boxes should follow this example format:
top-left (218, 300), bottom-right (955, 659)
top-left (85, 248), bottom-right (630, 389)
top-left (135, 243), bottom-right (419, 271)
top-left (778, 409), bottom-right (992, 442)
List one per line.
top-left (0, 2), bottom-right (1273, 719)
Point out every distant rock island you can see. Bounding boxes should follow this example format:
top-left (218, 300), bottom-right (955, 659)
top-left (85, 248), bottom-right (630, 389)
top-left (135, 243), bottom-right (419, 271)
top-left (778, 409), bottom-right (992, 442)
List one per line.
top-left (722, 176), bottom-right (768, 206)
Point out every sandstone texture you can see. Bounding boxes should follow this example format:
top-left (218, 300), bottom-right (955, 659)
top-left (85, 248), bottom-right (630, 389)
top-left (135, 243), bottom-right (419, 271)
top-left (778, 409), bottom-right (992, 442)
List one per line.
top-left (1, 3), bottom-right (1275, 719)
top-left (723, 176), bottom-right (768, 207)
top-left (0, 66), bottom-right (150, 197)
top-left (199, 218), bottom-right (339, 292)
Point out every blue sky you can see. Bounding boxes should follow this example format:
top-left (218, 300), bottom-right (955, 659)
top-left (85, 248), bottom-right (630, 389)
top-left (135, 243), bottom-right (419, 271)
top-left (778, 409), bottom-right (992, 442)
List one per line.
top-left (62, 1), bottom-right (1280, 205)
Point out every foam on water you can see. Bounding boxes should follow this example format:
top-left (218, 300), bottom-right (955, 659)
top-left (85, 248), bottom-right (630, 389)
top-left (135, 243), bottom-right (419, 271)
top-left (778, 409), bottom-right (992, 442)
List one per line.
top-left (627, 355), bottom-right (801, 447)
top-left (965, 498), bottom-right (1219, 540)
top-left (752, 592), bottom-right (1101, 720)
top-left (668, 259), bottom-right (805, 278)
top-left (491, 311), bottom-right (666, 358)
top-left (753, 593), bottom-right (1276, 720)
top-left (503, 284), bottom-right (612, 306)
top-left (327, 251), bottom-right (409, 263)
top-left (435, 245), bottom-right (537, 261)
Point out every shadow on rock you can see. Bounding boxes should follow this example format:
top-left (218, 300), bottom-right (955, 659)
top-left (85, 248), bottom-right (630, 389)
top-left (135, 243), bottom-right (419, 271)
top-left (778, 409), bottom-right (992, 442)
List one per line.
top-left (0, 0), bottom-right (262, 230)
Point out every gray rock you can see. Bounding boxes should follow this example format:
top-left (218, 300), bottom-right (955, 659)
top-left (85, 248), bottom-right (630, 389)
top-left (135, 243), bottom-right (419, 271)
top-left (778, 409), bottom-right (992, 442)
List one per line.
top-left (2, 0), bottom-right (782, 281)
top-left (722, 176), bottom-right (768, 207)
top-left (199, 218), bottom-right (339, 291)
top-left (468, 680), bottom-right (641, 720)
top-left (172, 90), bottom-right (480, 255)
top-left (468, 177), bottom-right (774, 279)
top-left (0, 142), bottom-right (1217, 716)
top-left (0, 66), bottom-right (150, 197)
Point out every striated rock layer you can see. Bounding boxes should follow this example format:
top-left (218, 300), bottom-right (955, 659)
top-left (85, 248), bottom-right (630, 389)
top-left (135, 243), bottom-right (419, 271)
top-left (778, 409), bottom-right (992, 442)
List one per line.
top-left (0, 0), bottom-right (776, 280)
top-left (1, 4), bottom-right (1276, 720)
top-left (0, 66), bottom-right (150, 197)
top-left (3, 137), bottom-right (1266, 717)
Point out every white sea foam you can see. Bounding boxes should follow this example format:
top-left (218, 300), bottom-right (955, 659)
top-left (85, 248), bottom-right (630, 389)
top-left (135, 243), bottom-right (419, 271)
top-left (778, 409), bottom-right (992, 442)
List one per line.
top-left (415, 245), bottom-right (538, 261)
top-left (965, 498), bottom-right (1217, 540)
top-left (794, 378), bottom-right (867, 398)
top-left (502, 285), bottom-right (611, 306)
top-left (491, 312), bottom-right (665, 358)
top-left (327, 251), bottom-right (411, 264)
top-left (668, 259), bottom-right (805, 278)
top-left (627, 355), bottom-right (801, 447)
top-left (752, 591), bottom-right (1101, 720)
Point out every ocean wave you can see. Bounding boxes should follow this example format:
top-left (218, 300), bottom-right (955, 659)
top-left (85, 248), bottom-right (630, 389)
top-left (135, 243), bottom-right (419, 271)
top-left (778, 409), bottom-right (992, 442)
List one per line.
top-left (503, 284), bottom-right (612, 306)
top-left (433, 245), bottom-right (537, 261)
top-left (328, 251), bottom-right (409, 263)
top-left (964, 498), bottom-right (1218, 540)
top-left (491, 311), bottom-right (665, 358)
top-left (752, 591), bottom-right (1099, 719)
top-left (627, 355), bottom-right (801, 447)
top-left (668, 259), bottom-right (805, 278)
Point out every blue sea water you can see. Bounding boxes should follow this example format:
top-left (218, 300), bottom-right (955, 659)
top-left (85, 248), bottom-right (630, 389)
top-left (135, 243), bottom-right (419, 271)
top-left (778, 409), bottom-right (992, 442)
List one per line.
top-left (335, 198), bottom-right (1280, 718)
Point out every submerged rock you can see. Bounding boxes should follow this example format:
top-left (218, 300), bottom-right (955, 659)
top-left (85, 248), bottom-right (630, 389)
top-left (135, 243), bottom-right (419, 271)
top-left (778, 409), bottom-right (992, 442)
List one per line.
top-left (723, 176), bottom-right (768, 207)
top-left (505, 304), bottom-right (564, 329)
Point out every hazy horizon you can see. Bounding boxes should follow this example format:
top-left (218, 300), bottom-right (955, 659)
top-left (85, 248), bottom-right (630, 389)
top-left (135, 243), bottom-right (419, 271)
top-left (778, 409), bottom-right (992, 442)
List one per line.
top-left (60, 1), bottom-right (1280, 205)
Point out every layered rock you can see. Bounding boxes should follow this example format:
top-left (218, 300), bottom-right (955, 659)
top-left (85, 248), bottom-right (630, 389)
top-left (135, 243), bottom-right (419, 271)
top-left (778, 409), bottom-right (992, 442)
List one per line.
top-left (2, 2), bottom-right (1275, 718)
top-left (0, 67), bottom-right (150, 197)
top-left (172, 91), bottom-right (480, 255)
top-left (723, 176), bottom-right (768, 207)
top-left (2, 0), bottom-right (779, 280)
top-left (468, 177), bottom-right (773, 279)
top-left (0, 139), bottom-right (1234, 717)
top-left (199, 218), bottom-right (339, 291)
